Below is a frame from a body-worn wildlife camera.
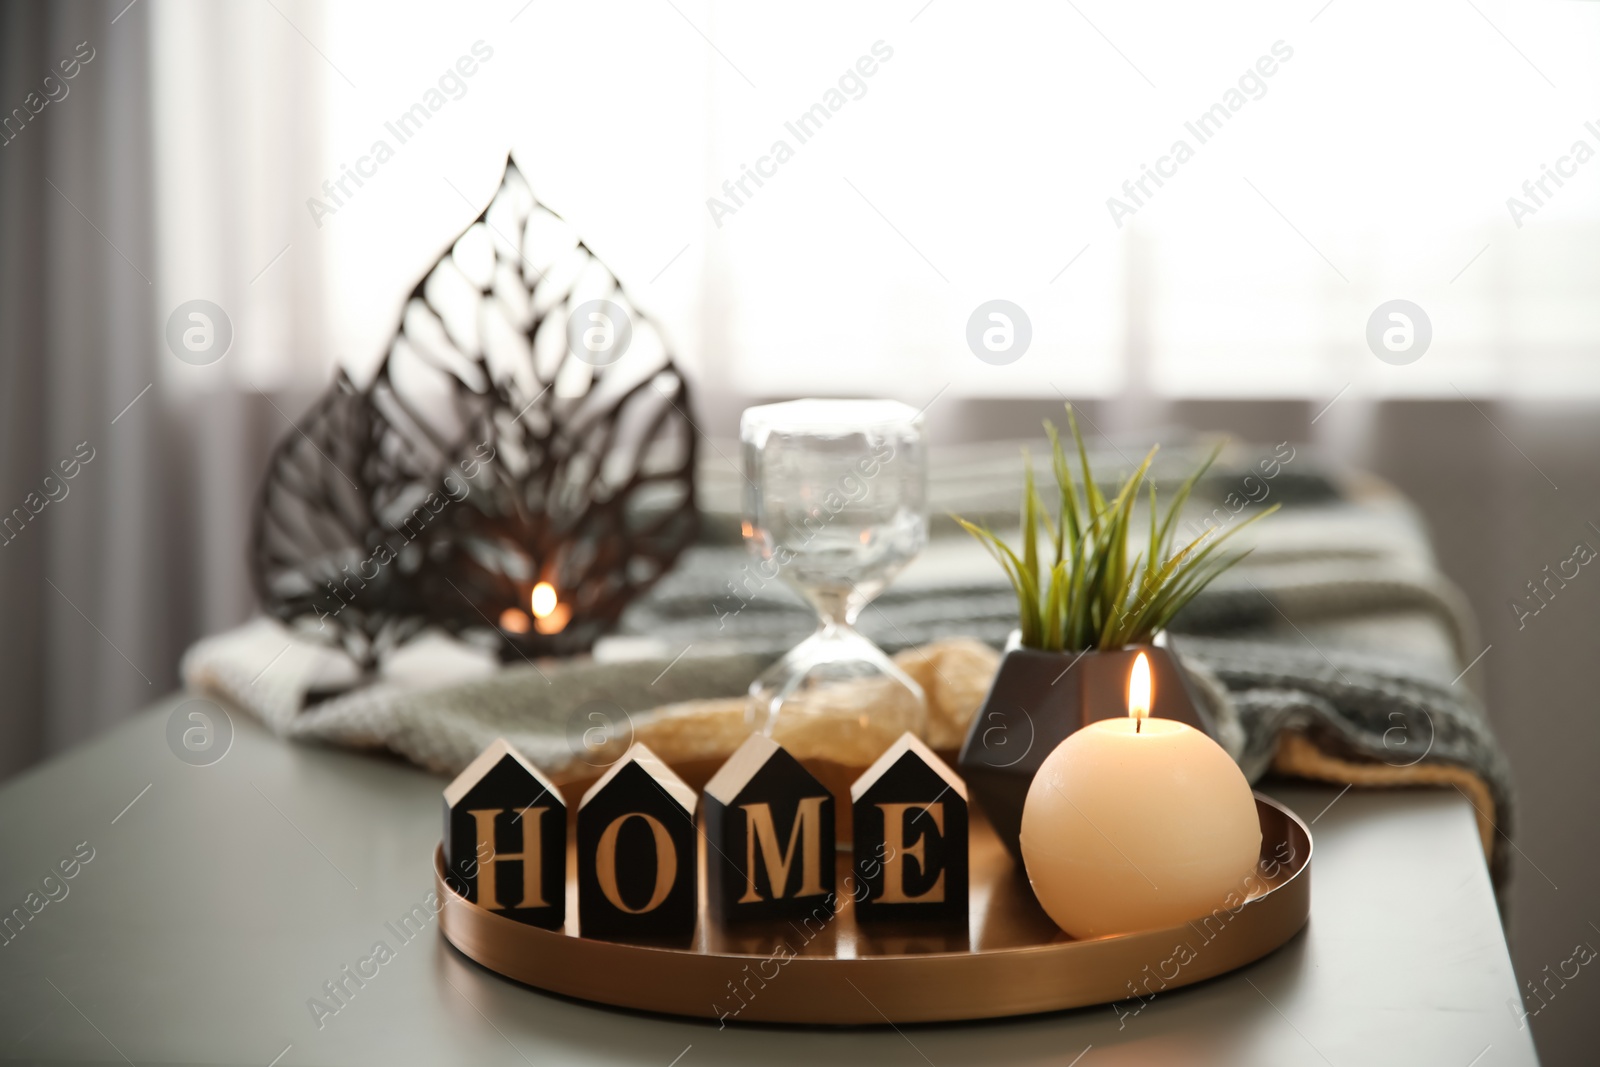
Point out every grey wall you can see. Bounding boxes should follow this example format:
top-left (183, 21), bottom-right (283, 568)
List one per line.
top-left (1367, 399), bottom-right (1599, 1067)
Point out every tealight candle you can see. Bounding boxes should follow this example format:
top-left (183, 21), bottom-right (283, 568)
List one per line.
top-left (1019, 652), bottom-right (1261, 939)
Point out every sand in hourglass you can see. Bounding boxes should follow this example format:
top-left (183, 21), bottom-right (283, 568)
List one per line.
top-left (765, 673), bottom-right (926, 848)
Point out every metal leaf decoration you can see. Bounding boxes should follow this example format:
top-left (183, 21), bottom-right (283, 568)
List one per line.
top-left (251, 157), bottom-right (698, 670)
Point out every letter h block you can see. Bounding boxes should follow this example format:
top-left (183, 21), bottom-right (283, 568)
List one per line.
top-left (442, 738), bottom-right (566, 930)
top-left (851, 733), bottom-right (968, 924)
top-left (577, 743), bottom-right (698, 943)
top-left (702, 734), bottom-right (835, 923)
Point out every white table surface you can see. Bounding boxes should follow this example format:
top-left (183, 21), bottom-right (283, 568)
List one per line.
top-left (0, 695), bottom-right (1538, 1066)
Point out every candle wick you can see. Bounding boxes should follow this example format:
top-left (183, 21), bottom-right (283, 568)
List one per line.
top-left (1136, 717), bottom-right (1141, 734)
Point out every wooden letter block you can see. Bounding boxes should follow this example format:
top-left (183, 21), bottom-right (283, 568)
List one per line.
top-left (577, 742), bottom-right (698, 943)
top-left (702, 734), bottom-right (835, 923)
top-left (442, 738), bottom-right (566, 930)
top-left (851, 733), bottom-right (968, 924)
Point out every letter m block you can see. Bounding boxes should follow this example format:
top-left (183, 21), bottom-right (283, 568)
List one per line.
top-left (702, 734), bottom-right (836, 923)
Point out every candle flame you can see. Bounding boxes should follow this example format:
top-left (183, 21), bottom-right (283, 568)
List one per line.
top-left (531, 581), bottom-right (570, 635)
top-left (498, 607), bottom-right (531, 634)
top-left (1128, 651), bottom-right (1152, 720)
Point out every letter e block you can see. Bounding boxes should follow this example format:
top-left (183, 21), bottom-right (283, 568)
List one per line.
top-left (852, 733), bottom-right (968, 924)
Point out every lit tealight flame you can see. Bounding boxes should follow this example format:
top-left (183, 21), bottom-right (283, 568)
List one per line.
top-left (498, 607), bottom-right (531, 634)
top-left (531, 581), bottom-right (570, 635)
top-left (1128, 651), bottom-right (1152, 730)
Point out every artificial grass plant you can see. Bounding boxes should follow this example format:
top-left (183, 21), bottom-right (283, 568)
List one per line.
top-left (956, 405), bottom-right (1277, 652)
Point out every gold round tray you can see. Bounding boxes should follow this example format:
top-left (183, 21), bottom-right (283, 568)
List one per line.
top-left (434, 793), bottom-right (1310, 1025)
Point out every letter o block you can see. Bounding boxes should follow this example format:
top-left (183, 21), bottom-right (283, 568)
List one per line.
top-left (577, 743), bottom-right (698, 943)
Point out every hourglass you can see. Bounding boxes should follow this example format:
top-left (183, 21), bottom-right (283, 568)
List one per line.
top-left (739, 399), bottom-right (929, 842)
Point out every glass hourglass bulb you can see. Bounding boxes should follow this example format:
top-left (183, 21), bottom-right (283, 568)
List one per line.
top-left (739, 399), bottom-right (929, 845)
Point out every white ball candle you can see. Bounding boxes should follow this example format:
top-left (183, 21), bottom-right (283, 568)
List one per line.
top-left (1019, 653), bottom-right (1261, 939)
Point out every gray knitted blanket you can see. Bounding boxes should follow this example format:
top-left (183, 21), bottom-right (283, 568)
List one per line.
top-left (183, 443), bottom-right (1513, 890)
top-left (612, 498), bottom-right (1510, 889)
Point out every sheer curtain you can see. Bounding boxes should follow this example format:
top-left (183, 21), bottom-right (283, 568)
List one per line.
top-left (150, 0), bottom-right (333, 635)
top-left (316, 0), bottom-right (1600, 416)
top-left (0, 0), bottom-right (327, 776)
top-left (0, 0), bottom-right (184, 773)
top-left (700, 1), bottom-right (1600, 405)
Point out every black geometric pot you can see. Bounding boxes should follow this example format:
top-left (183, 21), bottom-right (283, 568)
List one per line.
top-left (956, 632), bottom-right (1213, 864)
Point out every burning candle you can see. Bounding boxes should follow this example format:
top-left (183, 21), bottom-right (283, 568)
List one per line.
top-left (1019, 652), bottom-right (1261, 939)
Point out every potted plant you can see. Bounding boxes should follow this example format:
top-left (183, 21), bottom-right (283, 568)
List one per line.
top-left (956, 406), bottom-right (1275, 859)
